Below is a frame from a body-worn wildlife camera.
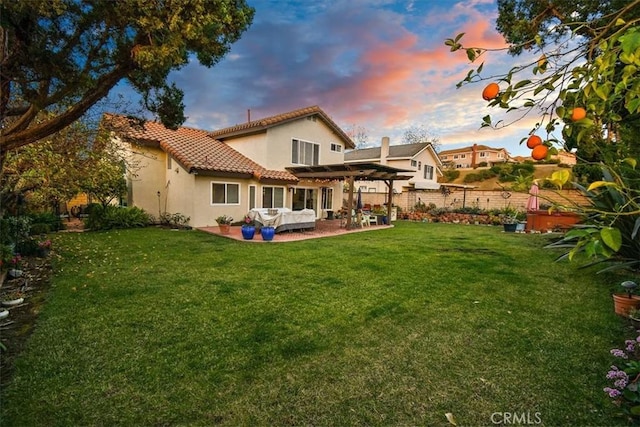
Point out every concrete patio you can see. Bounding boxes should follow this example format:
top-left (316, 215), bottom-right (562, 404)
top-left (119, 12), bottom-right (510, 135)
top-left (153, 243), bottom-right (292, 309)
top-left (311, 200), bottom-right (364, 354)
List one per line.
top-left (199, 219), bottom-right (392, 242)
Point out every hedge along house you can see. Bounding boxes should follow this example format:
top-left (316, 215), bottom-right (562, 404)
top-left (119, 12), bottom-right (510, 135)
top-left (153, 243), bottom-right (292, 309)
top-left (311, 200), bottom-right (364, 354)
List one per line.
top-left (104, 106), bottom-right (355, 228)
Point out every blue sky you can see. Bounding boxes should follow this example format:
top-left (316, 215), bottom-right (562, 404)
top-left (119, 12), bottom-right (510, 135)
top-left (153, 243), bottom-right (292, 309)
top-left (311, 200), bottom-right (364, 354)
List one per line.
top-left (112, 0), bottom-right (543, 157)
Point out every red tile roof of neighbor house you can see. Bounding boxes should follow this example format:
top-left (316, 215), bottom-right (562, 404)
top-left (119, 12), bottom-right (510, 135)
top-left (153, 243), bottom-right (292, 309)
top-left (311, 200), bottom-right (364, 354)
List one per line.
top-left (210, 105), bottom-right (356, 149)
top-left (103, 113), bottom-right (298, 182)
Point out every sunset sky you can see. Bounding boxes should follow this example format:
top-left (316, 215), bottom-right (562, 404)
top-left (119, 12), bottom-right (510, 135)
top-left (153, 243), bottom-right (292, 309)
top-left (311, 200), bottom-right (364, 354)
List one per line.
top-left (115, 0), bottom-right (546, 157)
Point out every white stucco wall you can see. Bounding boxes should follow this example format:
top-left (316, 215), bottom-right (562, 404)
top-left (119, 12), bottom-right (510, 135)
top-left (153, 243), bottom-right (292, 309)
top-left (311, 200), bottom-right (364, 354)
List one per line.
top-left (224, 117), bottom-right (345, 170)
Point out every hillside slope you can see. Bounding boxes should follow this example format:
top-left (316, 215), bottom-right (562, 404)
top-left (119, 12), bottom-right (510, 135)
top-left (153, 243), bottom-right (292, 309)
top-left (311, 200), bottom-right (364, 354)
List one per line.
top-left (439, 164), bottom-right (568, 190)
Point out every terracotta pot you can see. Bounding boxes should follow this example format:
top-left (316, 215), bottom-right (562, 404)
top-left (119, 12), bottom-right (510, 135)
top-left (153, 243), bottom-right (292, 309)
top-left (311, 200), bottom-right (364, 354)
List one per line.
top-left (218, 224), bottom-right (231, 235)
top-left (612, 294), bottom-right (640, 316)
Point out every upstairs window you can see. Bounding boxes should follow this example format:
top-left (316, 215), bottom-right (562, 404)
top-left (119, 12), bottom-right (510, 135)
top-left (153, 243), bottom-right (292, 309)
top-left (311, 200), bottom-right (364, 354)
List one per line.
top-left (423, 165), bottom-right (434, 180)
top-left (330, 143), bottom-right (342, 153)
top-left (292, 139), bottom-right (319, 165)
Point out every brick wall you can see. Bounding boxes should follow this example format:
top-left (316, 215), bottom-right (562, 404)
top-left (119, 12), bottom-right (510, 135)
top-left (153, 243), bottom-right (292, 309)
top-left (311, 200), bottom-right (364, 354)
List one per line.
top-left (347, 188), bottom-right (588, 213)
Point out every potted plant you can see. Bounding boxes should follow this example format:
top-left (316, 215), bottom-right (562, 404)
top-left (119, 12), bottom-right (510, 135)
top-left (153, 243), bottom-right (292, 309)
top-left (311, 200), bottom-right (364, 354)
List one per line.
top-left (215, 215), bottom-right (233, 234)
top-left (613, 281), bottom-right (640, 316)
top-left (37, 239), bottom-right (52, 257)
top-left (241, 215), bottom-right (255, 240)
top-left (501, 212), bottom-right (518, 232)
top-left (260, 225), bottom-right (275, 241)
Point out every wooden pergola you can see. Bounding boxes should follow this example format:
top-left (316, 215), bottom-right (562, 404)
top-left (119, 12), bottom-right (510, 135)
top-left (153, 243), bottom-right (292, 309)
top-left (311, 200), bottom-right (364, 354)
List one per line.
top-left (286, 162), bottom-right (414, 228)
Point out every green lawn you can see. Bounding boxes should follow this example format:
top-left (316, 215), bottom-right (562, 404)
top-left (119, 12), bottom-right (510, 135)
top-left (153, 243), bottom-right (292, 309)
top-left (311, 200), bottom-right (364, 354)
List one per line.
top-left (0, 222), bottom-right (628, 425)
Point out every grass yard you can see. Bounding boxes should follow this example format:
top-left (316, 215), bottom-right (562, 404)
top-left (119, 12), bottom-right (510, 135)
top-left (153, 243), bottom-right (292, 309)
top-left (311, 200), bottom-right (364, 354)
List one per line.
top-left (0, 222), bottom-right (629, 425)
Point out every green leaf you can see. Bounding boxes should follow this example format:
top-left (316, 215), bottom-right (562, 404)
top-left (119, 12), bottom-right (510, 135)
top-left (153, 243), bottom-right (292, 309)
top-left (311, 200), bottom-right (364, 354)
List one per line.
top-left (615, 18), bottom-right (626, 26)
top-left (601, 227), bottom-right (622, 251)
top-left (620, 30), bottom-right (640, 55)
top-left (466, 48), bottom-right (476, 61)
top-left (513, 80), bottom-right (531, 89)
top-left (477, 62), bottom-right (484, 74)
top-left (454, 32), bottom-right (465, 43)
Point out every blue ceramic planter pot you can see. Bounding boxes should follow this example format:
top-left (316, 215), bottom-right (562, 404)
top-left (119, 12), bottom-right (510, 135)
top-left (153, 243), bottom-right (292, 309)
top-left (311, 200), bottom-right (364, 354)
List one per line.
top-left (241, 226), bottom-right (255, 240)
top-left (261, 226), bottom-right (275, 241)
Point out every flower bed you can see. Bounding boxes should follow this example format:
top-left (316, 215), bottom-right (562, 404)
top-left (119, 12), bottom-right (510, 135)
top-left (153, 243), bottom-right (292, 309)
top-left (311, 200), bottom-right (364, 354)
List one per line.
top-left (403, 211), bottom-right (501, 225)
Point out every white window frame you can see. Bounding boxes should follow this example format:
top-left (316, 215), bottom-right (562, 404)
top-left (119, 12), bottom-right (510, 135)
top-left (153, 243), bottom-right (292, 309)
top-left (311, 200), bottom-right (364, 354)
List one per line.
top-left (411, 160), bottom-right (417, 167)
top-left (248, 185), bottom-right (257, 210)
top-left (211, 182), bottom-right (240, 205)
top-left (479, 152), bottom-right (487, 158)
top-left (262, 186), bottom-right (285, 208)
top-left (330, 143), bottom-right (342, 153)
top-left (321, 187), bottom-right (333, 210)
top-left (423, 165), bottom-right (434, 180)
top-left (292, 138), bottom-right (320, 166)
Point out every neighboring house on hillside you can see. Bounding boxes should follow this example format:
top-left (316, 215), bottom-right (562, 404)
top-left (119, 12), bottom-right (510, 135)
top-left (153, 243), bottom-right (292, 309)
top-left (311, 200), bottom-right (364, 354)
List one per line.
top-left (105, 105), bottom-right (355, 228)
top-left (344, 137), bottom-right (442, 193)
top-left (439, 144), bottom-right (509, 169)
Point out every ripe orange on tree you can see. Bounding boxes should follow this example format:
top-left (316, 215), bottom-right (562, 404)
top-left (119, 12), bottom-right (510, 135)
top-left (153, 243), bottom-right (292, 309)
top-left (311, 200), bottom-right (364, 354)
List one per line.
top-left (526, 135), bottom-right (542, 149)
top-left (482, 83), bottom-right (500, 101)
top-left (531, 144), bottom-right (548, 161)
top-left (571, 107), bottom-right (587, 121)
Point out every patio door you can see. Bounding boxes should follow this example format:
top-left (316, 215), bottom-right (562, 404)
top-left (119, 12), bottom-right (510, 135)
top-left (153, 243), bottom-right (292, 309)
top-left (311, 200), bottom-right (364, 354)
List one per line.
top-left (292, 188), bottom-right (316, 212)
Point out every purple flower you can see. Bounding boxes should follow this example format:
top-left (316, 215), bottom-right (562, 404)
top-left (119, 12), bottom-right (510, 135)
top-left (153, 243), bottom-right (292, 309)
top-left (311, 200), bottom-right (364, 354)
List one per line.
top-left (604, 387), bottom-right (622, 398)
top-left (615, 378), bottom-right (629, 389)
top-left (611, 349), bottom-right (629, 359)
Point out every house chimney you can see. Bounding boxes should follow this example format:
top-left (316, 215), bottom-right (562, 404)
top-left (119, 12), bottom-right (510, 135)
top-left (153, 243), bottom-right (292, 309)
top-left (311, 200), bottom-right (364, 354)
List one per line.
top-left (247, 109), bottom-right (251, 123)
top-left (381, 136), bottom-right (390, 165)
top-left (471, 143), bottom-right (478, 168)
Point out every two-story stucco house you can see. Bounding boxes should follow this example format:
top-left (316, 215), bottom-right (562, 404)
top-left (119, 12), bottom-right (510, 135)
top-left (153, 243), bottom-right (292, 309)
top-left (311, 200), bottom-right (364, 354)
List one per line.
top-left (344, 137), bottom-right (442, 193)
top-left (439, 144), bottom-right (509, 169)
top-left (105, 105), bottom-right (355, 228)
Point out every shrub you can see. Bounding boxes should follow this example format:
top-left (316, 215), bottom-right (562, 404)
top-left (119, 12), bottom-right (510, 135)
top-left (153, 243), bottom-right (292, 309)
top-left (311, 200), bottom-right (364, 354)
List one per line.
top-left (158, 212), bottom-right (191, 228)
top-left (0, 216), bottom-right (32, 247)
top-left (546, 162), bottom-right (640, 273)
top-left (27, 212), bottom-right (63, 232)
top-left (30, 223), bottom-right (52, 235)
top-left (84, 205), bottom-right (152, 231)
top-left (464, 173), bottom-right (483, 183)
top-left (442, 169), bottom-right (460, 182)
top-left (16, 237), bottom-right (40, 256)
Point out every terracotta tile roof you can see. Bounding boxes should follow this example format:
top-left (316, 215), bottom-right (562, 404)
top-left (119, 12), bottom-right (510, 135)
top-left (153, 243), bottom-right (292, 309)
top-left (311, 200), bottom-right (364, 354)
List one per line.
top-left (103, 113), bottom-right (298, 182)
top-left (209, 105), bottom-right (355, 149)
